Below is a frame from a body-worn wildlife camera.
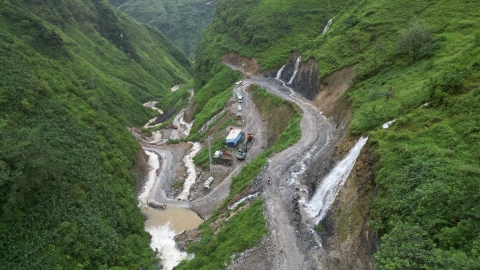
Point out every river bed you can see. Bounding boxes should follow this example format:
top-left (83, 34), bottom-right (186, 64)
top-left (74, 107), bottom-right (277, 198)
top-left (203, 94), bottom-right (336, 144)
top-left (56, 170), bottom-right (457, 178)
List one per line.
top-left (139, 151), bottom-right (203, 269)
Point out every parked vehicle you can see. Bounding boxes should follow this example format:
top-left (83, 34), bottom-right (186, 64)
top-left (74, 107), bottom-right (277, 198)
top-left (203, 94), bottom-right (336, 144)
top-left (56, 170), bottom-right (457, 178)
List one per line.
top-left (235, 91), bottom-right (243, 103)
top-left (236, 148), bottom-right (246, 160)
top-left (237, 133), bottom-right (253, 160)
top-left (235, 81), bottom-right (243, 87)
top-left (213, 150), bottom-right (234, 165)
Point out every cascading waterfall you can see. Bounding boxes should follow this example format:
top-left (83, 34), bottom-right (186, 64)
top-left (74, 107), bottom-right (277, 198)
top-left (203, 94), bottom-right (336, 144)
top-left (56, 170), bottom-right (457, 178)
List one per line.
top-left (287, 56), bottom-right (302, 85)
top-left (322, 18), bottom-right (333, 34)
top-left (276, 65), bottom-right (286, 80)
top-left (303, 137), bottom-right (368, 225)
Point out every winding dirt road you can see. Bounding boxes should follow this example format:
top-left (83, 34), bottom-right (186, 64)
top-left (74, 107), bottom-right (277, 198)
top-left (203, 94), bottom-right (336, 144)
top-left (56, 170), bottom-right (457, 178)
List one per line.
top-left (140, 68), bottom-right (340, 269)
top-left (245, 77), bottom-right (336, 269)
top-left (191, 81), bottom-right (268, 218)
top-left (142, 146), bottom-right (190, 208)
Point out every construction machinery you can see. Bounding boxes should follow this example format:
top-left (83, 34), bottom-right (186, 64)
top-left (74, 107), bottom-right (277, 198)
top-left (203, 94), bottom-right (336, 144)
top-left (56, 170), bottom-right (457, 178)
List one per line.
top-left (236, 133), bottom-right (254, 160)
top-left (213, 150), bottom-right (234, 166)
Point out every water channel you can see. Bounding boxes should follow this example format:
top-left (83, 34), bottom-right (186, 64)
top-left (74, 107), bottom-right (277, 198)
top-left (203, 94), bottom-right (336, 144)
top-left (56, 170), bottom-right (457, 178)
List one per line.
top-left (139, 102), bottom-right (203, 270)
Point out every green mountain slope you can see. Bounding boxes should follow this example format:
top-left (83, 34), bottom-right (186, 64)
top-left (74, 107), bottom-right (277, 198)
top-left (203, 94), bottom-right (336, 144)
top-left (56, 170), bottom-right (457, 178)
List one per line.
top-left (193, 0), bottom-right (480, 268)
top-left (111, 0), bottom-right (219, 60)
top-left (0, 0), bottom-right (192, 268)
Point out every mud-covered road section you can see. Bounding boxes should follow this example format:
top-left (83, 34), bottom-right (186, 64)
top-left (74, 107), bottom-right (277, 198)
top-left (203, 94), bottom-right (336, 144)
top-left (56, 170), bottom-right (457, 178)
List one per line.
top-left (225, 64), bottom-right (351, 269)
top-left (251, 77), bottom-right (339, 269)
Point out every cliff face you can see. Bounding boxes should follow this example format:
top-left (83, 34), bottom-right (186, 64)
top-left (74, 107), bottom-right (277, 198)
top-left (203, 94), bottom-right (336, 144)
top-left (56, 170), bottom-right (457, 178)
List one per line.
top-left (320, 135), bottom-right (379, 270)
top-left (275, 53), bottom-right (321, 100)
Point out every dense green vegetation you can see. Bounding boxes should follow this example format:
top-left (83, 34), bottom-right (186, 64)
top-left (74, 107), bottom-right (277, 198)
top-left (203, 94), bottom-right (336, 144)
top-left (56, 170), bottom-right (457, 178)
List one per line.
top-left (189, 66), bottom-right (242, 135)
top-left (0, 0), bottom-right (193, 268)
top-left (193, 0), bottom-right (480, 268)
top-left (110, 0), bottom-right (218, 59)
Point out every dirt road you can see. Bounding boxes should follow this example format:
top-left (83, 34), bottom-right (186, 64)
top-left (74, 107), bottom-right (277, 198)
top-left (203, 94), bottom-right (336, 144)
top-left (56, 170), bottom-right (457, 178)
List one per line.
top-left (191, 81), bottom-right (268, 218)
top-left (142, 146), bottom-right (190, 208)
top-left (248, 77), bottom-right (335, 269)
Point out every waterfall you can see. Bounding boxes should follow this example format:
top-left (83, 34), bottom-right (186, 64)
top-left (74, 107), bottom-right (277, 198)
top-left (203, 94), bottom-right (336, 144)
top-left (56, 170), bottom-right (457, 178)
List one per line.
top-left (287, 56), bottom-right (302, 85)
top-left (276, 65), bottom-right (286, 80)
top-left (322, 18), bottom-right (333, 34)
top-left (303, 137), bottom-right (368, 225)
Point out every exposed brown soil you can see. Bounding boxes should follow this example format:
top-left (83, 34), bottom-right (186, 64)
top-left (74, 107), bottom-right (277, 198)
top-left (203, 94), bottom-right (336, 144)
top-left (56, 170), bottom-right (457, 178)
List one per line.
top-left (222, 52), bottom-right (261, 76)
top-left (314, 66), bottom-right (356, 117)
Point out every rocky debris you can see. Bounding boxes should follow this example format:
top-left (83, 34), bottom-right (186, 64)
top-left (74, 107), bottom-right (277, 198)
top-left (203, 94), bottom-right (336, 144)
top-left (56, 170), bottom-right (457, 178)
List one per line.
top-left (174, 228), bottom-right (202, 252)
top-left (148, 202), bottom-right (167, 210)
top-left (227, 236), bottom-right (271, 270)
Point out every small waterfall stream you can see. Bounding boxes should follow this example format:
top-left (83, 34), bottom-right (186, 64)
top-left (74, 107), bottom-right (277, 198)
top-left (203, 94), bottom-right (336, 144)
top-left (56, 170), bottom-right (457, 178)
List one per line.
top-left (287, 56), bottom-right (302, 85)
top-left (276, 65), bottom-right (286, 80)
top-left (200, 107), bottom-right (227, 132)
top-left (322, 18), bottom-right (333, 34)
top-left (303, 137), bottom-right (368, 225)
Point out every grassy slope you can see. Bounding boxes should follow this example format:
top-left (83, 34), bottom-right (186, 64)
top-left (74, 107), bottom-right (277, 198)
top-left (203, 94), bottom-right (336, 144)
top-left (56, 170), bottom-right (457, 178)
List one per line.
top-left (0, 0), bottom-right (193, 268)
top-left (111, 0), bottom-right (218, 59)
top-left (194, 0), bottom-right (480, 268)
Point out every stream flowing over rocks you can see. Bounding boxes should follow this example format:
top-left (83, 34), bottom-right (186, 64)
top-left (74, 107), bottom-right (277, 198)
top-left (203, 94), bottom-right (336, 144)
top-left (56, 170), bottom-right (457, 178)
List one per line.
top-left (177, 142), bottom-right (201, 200)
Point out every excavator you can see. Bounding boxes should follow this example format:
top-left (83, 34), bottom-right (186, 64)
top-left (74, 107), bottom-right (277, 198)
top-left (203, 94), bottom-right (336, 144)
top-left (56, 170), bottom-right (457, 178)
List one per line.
top-left (236, 133), bottom-right (254, 160)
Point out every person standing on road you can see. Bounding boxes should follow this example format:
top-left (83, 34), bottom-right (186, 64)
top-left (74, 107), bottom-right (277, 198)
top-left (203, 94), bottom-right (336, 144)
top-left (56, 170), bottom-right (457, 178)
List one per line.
top-left (267, 176), bottom-right (271, 185)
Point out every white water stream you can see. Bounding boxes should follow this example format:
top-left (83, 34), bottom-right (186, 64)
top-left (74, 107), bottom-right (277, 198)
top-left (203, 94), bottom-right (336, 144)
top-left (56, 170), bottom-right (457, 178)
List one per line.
top-left (139, 150), bottom-right (202, 270)
top-left (199, 107), bottom-right (227, 132)
top-left (177, 142), bottom-right (201, 200)
top-left (146, 223), bottom-right (193, 270)
top-left (303, 137), bottom-right (368, 225)
top-left (143, 101), bottom-right (164, 128)
top-left (322, 18), bottom-right (333, 34)
top-left (287, 56), bottom-right (302, 85)
top-left (276, 65), bottom-right (286, 80)
top-left (382, 119), bottom-right (396, 129)
top-left (179, 116), bottom-right (193, 137)
top-left (139, 151), bottom-right (160, 206)
top-left (228, 192), bottom-right (261, 210)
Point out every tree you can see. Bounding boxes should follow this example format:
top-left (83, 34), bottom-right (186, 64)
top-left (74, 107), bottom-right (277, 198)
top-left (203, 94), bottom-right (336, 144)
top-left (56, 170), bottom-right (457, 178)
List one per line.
top-left (397, 18), bottom-right (432, 61)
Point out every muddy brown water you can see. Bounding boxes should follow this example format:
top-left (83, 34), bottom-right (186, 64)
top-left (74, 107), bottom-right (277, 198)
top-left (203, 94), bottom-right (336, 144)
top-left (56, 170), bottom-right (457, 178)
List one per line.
top-left (141, 206), bottom-right (203, 234)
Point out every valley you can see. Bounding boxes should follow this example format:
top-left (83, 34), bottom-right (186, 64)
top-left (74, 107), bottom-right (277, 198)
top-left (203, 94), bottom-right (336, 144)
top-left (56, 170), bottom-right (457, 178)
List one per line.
top-left (1, 0), bottom-right (479, 269)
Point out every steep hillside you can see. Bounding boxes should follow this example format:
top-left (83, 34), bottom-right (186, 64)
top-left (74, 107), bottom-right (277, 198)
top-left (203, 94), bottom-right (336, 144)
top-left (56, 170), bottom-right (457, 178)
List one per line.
top-left (0, 0), bottom-right (192, 268)
top-left (111, 0), bottom-right (219, 59)
top-left (192, 0), bottom-right (480, 268)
